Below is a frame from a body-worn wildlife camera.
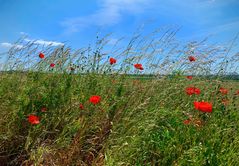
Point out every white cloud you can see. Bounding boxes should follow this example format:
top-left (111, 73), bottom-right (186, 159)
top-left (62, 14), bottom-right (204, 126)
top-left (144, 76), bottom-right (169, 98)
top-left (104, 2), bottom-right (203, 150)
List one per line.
top-left (0, 38), bottom-right (64, 50)
top-left (20, 31), bottom-right (28, 36)
top-left (61, 0), bottom-right (153, 33)
top-left (0, 42), bottom-right (12, 48)
top-left (60, 0), bottom-right (232, 34)
top-left (24, 38), bottom-right (64, 46)
top-left (0, 42), bottom-right (24, 49)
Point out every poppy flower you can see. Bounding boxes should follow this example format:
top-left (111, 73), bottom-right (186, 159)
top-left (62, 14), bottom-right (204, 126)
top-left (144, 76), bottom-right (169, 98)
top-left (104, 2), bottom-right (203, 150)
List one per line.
top-left (41, 107), bottom-right (47, 112)
top-left (89, 95), bottom-right (101, 105)
top-left (39, 52), bottom-right (45, 59)
top-left (183, 119), bottom-right (191, 125)
top-left (50, 63), bottom-right (55, 68)
top-left (70, 67), bottom-right (75, 71)
top-left (219, 88), bottom-right (228, 95)
top-left (188, 56), bottom-right (196, 62)
top-left (134, 63), bottom-right (144, 70)
top-left (194, 88), bottom-right (201, 95)
top-left (186, 76), bottom-right (193, 80)
top-left (194, 101), bottom-right (212, 113)
top-left (186, 87), bottom-right (195, 95)
top-left (109, 58), bottom-right (117, 65)
top-left (28, 115), bottom-right (40, 125)
top-left (185, 87), bottom-right (201, 95)
top-left (79, 104), bottom-right (84, 110)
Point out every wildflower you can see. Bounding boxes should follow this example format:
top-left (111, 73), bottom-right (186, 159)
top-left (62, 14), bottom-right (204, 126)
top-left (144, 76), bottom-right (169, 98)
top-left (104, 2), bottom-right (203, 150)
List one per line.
top-left (186, 87), bottom-right (195, 95)
top-left (188, 56), bottom-right (196, 62)
top-left (50, 63), bottom-right (55, 68)
top-left (185, 87), bottom-right (201, 95)
top-left (134, 63), bottom-right (144, 70)
top-left (219, 88), bottom-right (228, 95)
top-left (79, 104), bottom-right (84, 110)
top-left (109, 58), bottom-right (117, 65)
top-left (39, 52), bottom-right (45, 59)
top-left (28, 115), bottom-right (40, 125)
top-left (186, 76), bottom-right (193, 80)
top-left (89, 95), bottom-right (101, 105)
top-left (41, 107), bottom-right (47, 112)
top-left (194, 88), bottom-right (201, 95)
top-left (194, 101), bottom-right (212, 113)
top-left (183, 119), bottom-right (191, 125)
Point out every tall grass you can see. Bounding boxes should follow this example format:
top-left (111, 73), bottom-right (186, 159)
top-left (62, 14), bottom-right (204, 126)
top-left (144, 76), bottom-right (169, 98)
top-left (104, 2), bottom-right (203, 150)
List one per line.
top-left (0, 28), bottom-right (239, 165)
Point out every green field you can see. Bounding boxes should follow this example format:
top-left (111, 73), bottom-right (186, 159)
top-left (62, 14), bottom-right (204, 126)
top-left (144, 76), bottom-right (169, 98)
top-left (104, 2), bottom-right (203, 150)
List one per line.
top-left (0, 71), bottom-right (239, 165)
top-left (0, 31), bottom-right (239, 165)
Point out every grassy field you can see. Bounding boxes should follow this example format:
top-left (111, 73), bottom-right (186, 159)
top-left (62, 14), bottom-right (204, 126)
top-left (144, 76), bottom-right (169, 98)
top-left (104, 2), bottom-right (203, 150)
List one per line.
top-left (0, 31), bottom-right (239, 165)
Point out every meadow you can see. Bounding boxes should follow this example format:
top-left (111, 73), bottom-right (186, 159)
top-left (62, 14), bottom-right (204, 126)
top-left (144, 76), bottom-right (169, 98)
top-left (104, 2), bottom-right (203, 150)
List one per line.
top-left (0, 29), bottom-right (239, 166)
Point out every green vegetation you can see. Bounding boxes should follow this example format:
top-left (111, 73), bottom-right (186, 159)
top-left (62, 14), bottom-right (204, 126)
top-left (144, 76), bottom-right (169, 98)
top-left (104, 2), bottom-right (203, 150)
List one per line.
top-left (0, 29), bottom-right (239, 165)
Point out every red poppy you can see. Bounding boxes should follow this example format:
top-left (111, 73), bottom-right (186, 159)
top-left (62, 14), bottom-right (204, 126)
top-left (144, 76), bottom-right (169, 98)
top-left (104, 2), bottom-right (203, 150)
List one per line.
top-left (219, 88), bottom-right (228, 95)
top-left (50, 63), bottom-right (55, 68)
top-left (28, 115), bottom-right (40, 125)
top-left (79, 104), bottom-right (84, 110)
top-left (194, 88), bottom-right (201, 95)
top-left (186, 76), bottom-right (193, 80)
top-left (188, 56), bottom-right (196, 62)
top-left (70, 67), bottom-right (75, 71)
top-left (183, 119), bottom-right (191, 125)
top-left (194, 101), bottom-right (212, 113)
top-left (186, 87), bottom-right (195, 95)
top-left (89, 95), bottom-right (101, 105)
top-left (41, 107), bottom-right (47, 112)
top-left (39, 52), bottom-right (45, 59)
top-left (185, 87), bottom-right (201, 95)
top-left (109, 58), bottom-right (117, 65)
top-left (134, 63), bottom-right (144, 70)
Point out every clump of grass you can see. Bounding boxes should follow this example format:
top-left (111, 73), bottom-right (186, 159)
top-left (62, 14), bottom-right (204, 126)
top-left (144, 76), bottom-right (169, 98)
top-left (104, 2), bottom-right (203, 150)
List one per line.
top-left (0, 27), bottom-right (238, 165)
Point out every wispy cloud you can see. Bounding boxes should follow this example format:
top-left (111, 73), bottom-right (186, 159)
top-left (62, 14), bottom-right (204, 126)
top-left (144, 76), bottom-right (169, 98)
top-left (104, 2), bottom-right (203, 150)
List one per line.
top-left (0, 38), bottom-right (64, 50)
top-left (24, 38), bottom-right (64, 46)
top-left (61, 0), bottom-right (153, 34)
top-left (0, 42), bottom-right (24, 49)
top-left (20, 31), bottom-right (28, 36)
top-left (60, 0), bottom-right (236, 34)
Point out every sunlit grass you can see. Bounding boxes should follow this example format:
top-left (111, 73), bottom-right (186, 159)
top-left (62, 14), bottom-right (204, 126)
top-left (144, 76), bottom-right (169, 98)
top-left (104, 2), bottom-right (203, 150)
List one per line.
top-left (0, 28), bottom-right (238, 165)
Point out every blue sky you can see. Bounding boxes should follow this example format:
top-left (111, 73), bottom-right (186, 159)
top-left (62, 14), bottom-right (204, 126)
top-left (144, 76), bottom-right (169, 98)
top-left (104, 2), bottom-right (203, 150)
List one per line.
top-left (0, 0), bottom-right (239, 52)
